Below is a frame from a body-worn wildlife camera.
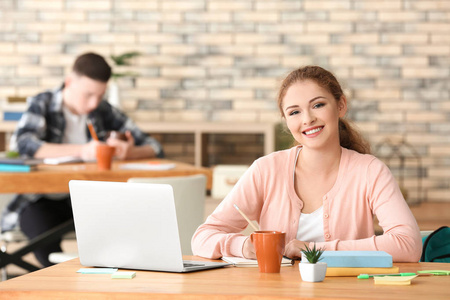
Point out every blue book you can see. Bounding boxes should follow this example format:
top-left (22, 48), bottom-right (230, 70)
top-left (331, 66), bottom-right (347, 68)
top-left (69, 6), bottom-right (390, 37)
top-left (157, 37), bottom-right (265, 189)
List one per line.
top-left (3, 112), bottom-right (23, 121)
top-left (318, 251), bottom-right (392, 268)
top-left (0, 164), bottom-right (34, 172)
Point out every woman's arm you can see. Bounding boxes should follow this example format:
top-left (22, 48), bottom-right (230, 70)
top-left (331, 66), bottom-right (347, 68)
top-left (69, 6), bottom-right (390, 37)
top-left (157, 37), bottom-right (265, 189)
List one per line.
top-left (192, 162), bottom-right (263, 259)
top-left (313, 159), bottom-right (422, 262)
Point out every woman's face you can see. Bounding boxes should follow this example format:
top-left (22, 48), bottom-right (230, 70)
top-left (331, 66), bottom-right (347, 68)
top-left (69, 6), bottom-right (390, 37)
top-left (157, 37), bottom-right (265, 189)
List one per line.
top-left (282, 80), bottom-right (347, 151)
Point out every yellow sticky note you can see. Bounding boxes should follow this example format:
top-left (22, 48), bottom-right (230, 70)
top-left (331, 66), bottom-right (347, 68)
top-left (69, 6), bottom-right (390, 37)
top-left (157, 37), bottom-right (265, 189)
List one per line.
top-left (373, 275), bottom-right (417, 286)
top-left (111, 271), bottom-right (136, 279)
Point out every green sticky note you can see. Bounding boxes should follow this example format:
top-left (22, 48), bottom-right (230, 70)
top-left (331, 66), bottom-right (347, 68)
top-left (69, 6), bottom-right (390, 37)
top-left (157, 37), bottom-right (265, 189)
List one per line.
top-left (111, 271), bottom-right (136, 279)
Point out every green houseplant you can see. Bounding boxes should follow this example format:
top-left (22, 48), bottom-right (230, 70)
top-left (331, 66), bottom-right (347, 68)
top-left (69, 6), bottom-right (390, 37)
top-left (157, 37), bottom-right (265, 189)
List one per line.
top-left (107, 51), bottom-right (141, 108)
top-left (299, 243), bottom-right (327, 282)
top-left (110, 51), bottom-right (141, 79)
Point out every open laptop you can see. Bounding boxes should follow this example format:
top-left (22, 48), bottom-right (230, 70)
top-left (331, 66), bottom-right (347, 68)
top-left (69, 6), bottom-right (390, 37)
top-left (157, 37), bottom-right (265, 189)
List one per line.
top-left (68, 180), bottom-right (230, 273)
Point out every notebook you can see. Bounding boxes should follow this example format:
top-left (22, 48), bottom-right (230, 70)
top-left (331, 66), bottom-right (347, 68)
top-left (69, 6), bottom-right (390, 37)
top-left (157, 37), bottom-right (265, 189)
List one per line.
top-left (222, 256), bottom-right (294, 267)
top-left (69, 180), bottom-right (230, 273)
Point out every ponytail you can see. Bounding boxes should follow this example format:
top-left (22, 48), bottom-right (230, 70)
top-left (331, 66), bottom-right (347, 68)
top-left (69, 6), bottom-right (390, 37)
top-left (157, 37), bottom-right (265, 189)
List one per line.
top-left (339, 118), bottom-right (371, 154)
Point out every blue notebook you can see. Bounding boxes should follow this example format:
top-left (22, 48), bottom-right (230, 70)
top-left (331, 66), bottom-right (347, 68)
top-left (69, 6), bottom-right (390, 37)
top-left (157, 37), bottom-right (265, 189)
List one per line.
top-left (3, 112), bottom-right (23, 121)
top-left (318, 251), bottom-right (392, 268)
top-left (0, 164), bottom-right (34, 172)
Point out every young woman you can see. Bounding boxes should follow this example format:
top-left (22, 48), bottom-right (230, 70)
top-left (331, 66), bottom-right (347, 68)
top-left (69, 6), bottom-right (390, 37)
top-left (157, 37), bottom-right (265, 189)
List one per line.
top-left (192, 66), bottom-right (422, 262)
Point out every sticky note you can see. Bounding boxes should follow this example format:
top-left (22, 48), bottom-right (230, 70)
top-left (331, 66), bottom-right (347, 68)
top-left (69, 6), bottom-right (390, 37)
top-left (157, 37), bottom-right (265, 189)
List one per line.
top-left (373, 275), bottom-right (418, 286)
top-left (111, 271), bottom-right (136, 279)
top-left (77, 268), bottom-right (118, 274)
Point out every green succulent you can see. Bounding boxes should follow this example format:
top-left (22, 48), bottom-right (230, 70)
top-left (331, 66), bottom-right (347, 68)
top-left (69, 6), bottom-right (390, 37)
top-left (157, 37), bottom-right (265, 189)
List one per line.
top-left (6, 151), bottom-right (19, 158)
top-left (300, 243), bottom-right (325, 264)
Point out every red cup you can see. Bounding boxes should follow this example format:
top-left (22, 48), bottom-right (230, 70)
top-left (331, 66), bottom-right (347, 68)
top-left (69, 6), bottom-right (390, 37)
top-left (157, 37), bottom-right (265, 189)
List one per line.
top-left (250, 231), bottom-right (286, 273)
top-left (96, 144), bottom-right (115, 170)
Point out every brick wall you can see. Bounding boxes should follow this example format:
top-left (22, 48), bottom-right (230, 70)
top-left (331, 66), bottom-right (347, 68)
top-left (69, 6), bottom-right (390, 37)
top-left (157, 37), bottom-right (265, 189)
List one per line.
top-left (0, 0), bottom-right (449, 203)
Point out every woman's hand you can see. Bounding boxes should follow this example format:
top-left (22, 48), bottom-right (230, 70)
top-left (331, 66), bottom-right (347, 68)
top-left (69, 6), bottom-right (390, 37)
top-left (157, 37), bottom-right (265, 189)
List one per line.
top-left (242, 237), bottom-right (256, 259)
top-left (284, 239), bottom-right (310, 260)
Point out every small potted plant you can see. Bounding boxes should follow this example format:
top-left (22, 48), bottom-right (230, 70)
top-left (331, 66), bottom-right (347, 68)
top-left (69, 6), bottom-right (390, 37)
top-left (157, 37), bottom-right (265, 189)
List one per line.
top-left (108, 51), bottom-right (141, 108)
top-left (299, 243), bottom-right (327, 282)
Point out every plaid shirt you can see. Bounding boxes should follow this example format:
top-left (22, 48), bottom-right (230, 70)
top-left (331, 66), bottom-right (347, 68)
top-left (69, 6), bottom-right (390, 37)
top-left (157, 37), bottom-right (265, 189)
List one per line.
top-left (1, 84), bottom-right (164, 232)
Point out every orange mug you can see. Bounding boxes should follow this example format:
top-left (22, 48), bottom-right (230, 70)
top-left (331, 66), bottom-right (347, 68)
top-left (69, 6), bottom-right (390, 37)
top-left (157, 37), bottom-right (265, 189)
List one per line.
top-left (250, 231), bottom-right (286, 273)
top-left (96, 144), bottom-right (115, 170)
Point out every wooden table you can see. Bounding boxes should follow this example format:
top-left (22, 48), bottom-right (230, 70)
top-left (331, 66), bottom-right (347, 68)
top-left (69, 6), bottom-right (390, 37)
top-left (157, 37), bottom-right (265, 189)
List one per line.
top-left (0, 158), bottom-right (212, 193)
top-left (0, 258), bottom-right (448, 299)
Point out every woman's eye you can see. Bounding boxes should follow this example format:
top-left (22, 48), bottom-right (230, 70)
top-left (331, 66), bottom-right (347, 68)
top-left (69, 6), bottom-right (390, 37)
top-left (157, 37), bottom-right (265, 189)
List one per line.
top-left (313, 103), bottom-right (324, 109)
top-left (289, 110), bottom-right (299, 116)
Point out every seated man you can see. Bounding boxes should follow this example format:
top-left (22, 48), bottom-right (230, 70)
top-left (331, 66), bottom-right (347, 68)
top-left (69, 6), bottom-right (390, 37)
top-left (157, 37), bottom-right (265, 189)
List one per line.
top-left (1, 52), bottom-right (164, 267)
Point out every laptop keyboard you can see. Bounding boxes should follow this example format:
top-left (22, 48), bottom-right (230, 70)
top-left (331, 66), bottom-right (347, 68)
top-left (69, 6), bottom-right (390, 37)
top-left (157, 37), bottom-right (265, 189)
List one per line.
top-left (183, 262), bottom-right (205, 268)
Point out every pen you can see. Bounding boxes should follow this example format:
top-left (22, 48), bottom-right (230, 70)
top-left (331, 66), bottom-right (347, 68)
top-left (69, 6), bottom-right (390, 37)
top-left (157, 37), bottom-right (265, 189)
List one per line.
top-left (417, 270), bottom-right (450, 276)
top-left (357, 272), bottom-right (416, 279)
top-left (87, 119), bottom-right (98, 141)
top-left (283, 256), bottom-right (295, 265)
top-left (233, 204), bottom-right (259, 231)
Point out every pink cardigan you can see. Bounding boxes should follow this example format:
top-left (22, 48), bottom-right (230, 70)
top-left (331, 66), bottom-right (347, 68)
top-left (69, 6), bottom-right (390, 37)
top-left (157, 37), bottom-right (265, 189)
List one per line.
top-left (192, 146), bottom-right (422, 262)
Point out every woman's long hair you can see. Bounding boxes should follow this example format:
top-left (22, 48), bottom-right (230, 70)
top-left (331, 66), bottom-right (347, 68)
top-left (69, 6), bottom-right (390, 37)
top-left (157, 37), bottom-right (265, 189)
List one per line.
top-left (277, 66), bottom-right (371, 154)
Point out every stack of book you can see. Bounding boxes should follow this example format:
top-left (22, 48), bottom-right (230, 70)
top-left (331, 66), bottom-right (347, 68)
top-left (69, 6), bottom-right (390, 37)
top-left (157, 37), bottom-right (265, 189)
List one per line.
top-left (0, 157), bottom-right (43, 172)
top-left (1, 96), bottom-right (27, 121)
top-left (315, 251), bottom-right (398, 277)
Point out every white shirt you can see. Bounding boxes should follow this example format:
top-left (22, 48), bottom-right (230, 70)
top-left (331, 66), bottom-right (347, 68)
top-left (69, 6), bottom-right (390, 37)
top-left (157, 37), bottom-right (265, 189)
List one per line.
top-left (62, 104), bottom-right (88, 144)
top-left (296, 206), bottom-right (325, 242)
top-left (46, 104), bottom-right (87, 200)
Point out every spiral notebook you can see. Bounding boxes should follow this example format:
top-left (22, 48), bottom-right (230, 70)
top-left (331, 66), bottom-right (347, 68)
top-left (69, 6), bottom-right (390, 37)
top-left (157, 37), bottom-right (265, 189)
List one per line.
top-left (222, 256), bottom-right (293, 267)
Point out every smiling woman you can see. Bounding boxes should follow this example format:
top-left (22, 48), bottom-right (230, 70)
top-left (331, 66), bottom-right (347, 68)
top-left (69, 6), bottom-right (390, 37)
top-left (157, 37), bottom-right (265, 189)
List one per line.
top-left (277, 66), bottom-right (370, 155)
top-left (192, 66), bottom-right (422, 264)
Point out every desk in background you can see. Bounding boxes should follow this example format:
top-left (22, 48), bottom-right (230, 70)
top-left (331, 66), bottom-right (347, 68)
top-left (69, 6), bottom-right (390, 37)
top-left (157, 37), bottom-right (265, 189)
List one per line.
top-left (0, 121), bottom-right (276, 167)
top-left (0, 158), bottom-right (212, 193)
top-left (0, 258), bottom-right (448, 299)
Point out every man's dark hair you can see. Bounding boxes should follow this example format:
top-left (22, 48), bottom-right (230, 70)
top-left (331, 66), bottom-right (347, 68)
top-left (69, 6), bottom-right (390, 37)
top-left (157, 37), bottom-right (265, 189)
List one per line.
top-left (72, 52), bottom-right (112, 82)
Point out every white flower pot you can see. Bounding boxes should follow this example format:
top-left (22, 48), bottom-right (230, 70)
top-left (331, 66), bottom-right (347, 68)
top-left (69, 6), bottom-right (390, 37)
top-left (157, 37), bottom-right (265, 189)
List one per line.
top-left (299, 262), bottom-right (327, 282)
top-left (108, 81), bottom-right (120, 109)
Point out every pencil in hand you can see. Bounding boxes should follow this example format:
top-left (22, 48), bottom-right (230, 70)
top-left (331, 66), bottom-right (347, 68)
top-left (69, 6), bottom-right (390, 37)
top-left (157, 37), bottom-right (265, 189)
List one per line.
top-left (87, 119), bottom-right (98, 141)
top-left (233, 204), bottom-right (259, 231)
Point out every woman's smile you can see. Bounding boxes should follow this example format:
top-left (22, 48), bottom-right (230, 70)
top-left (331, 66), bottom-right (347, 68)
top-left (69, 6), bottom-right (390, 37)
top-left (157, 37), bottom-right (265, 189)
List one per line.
top-left (303, 126), bottom-right (324, 137)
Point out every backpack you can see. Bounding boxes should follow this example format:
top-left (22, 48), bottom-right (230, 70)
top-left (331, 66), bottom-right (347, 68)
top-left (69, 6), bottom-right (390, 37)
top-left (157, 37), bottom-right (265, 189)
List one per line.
top-left (420, 226), bottom-right (450, 263)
